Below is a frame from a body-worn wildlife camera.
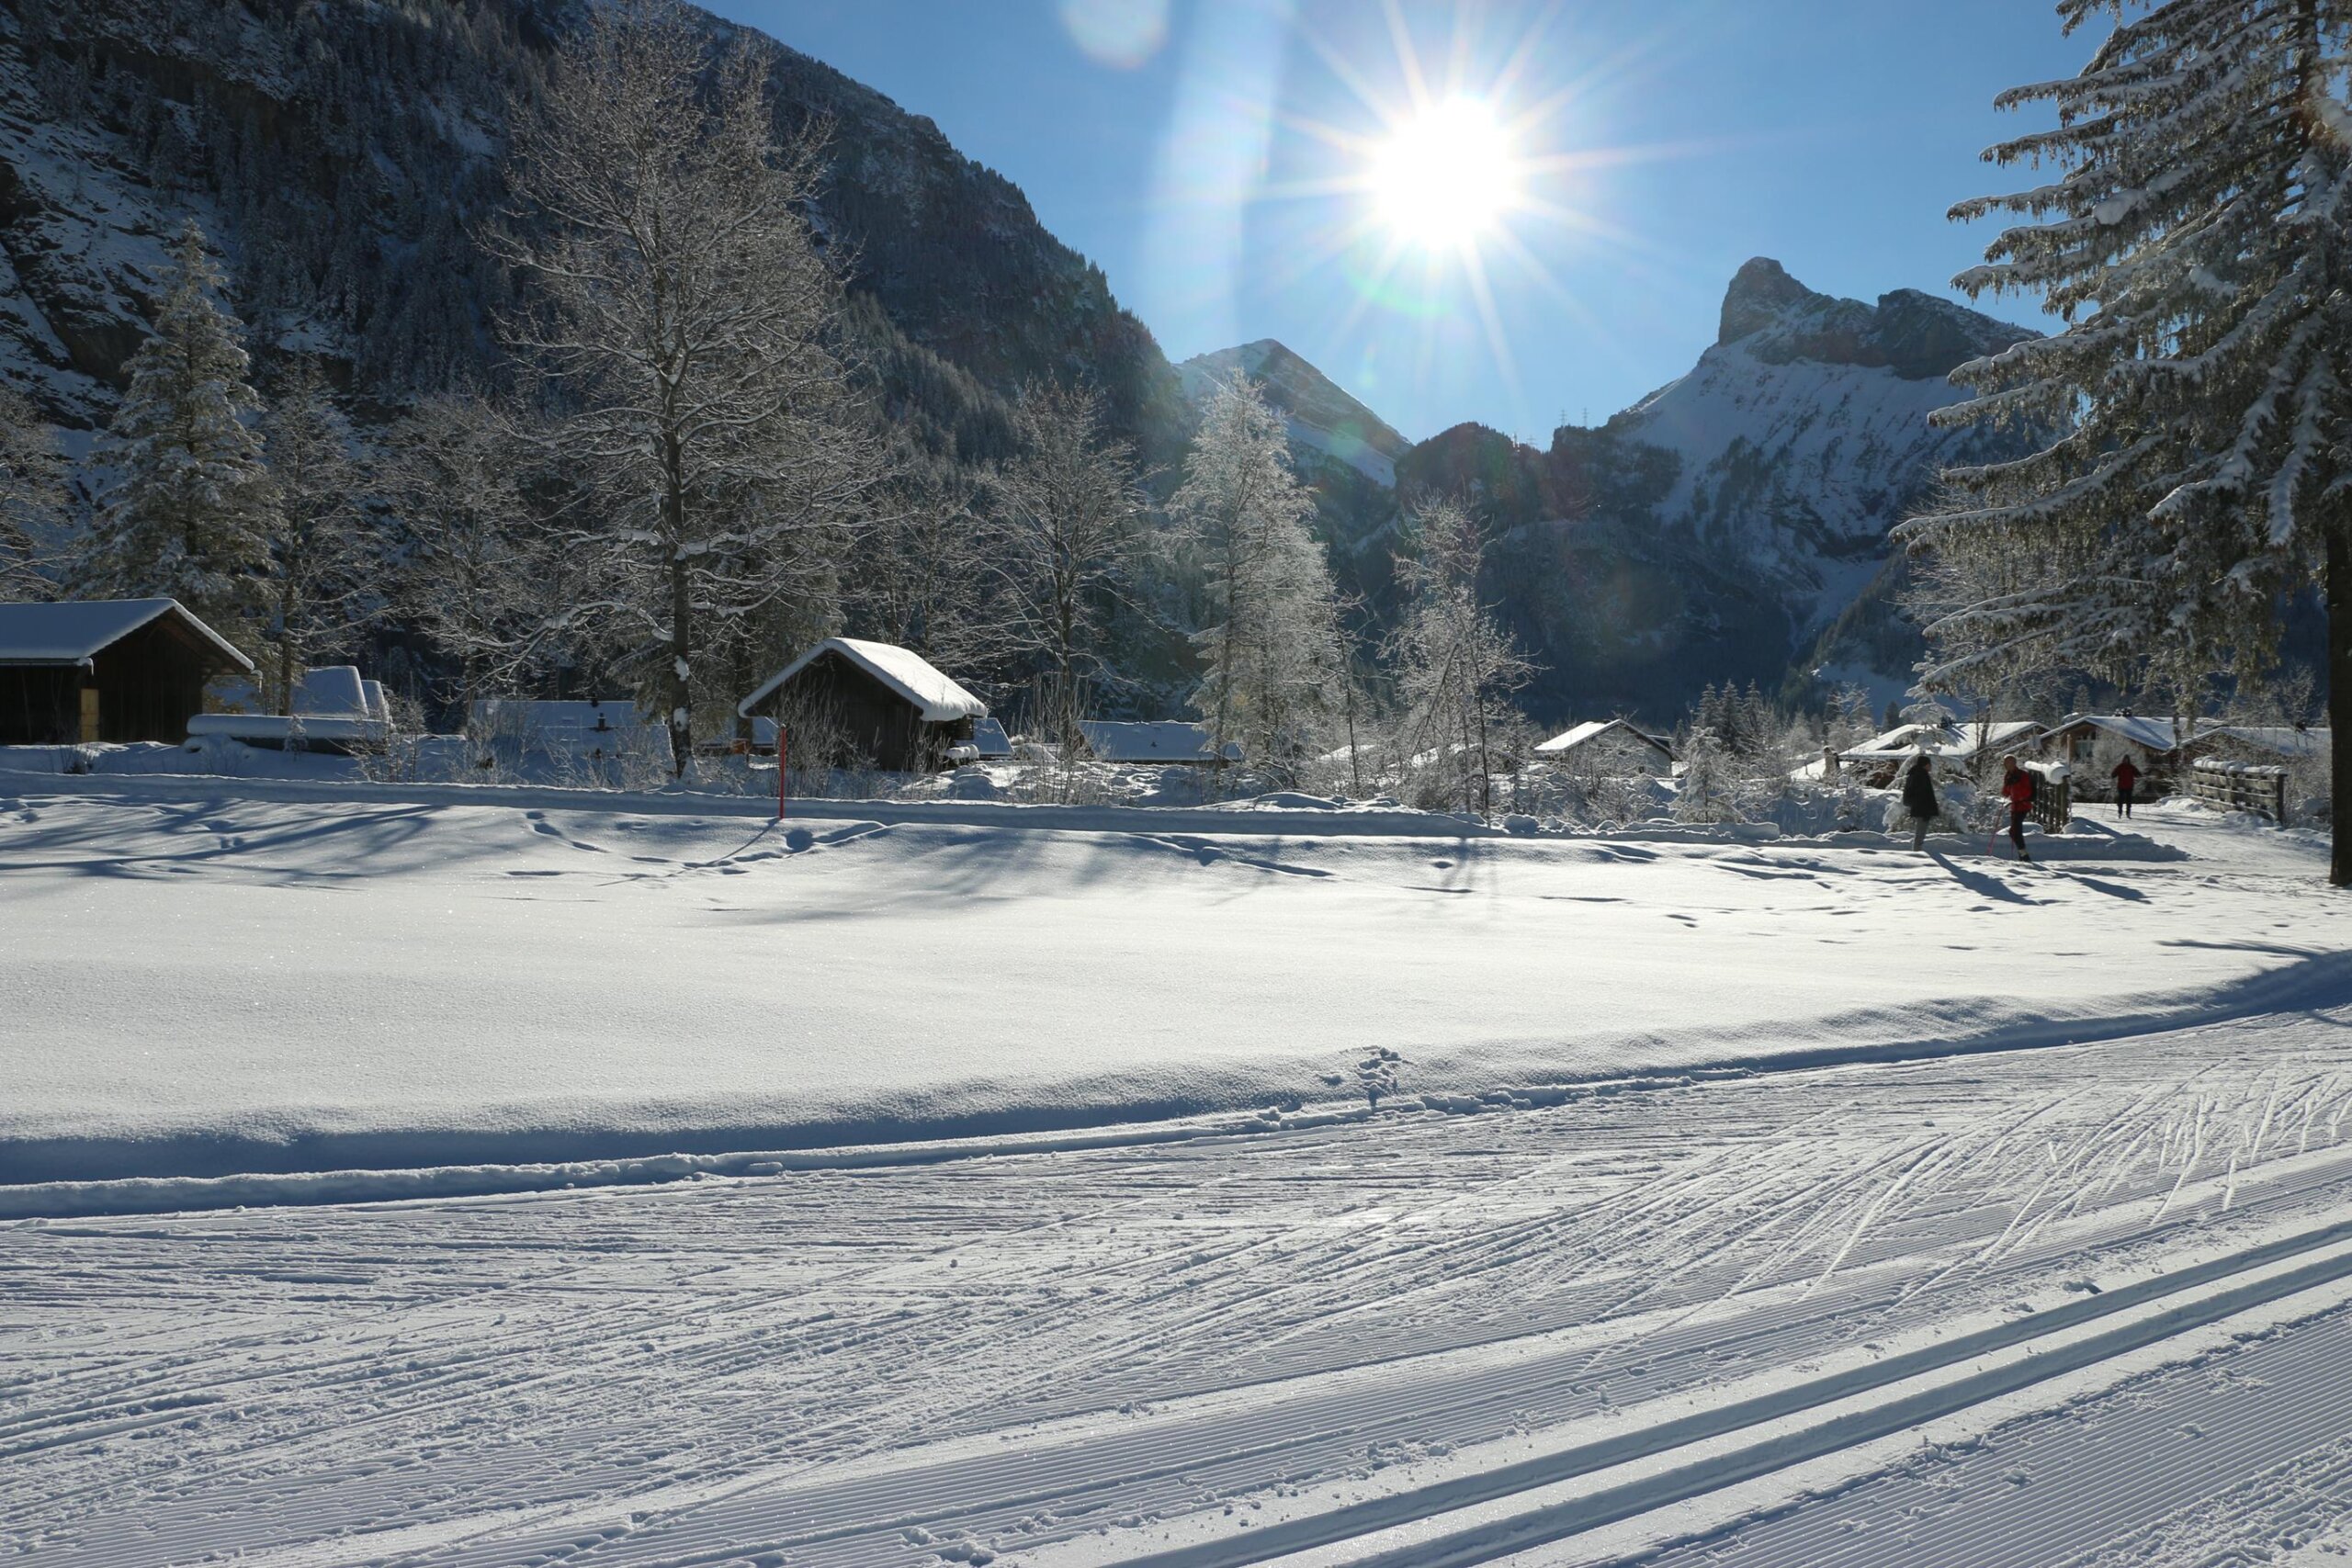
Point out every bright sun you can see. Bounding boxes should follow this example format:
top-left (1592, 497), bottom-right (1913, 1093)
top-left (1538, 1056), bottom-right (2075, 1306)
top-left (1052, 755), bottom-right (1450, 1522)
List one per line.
top-left (1367, 97), bottom-right (1521, 254)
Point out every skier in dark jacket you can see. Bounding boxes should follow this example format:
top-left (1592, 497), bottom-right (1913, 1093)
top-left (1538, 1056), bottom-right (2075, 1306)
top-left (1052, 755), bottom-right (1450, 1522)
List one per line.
top-left (2000, 755), bottom-right (2036, 862)
top-left (1901, 752), bottom-right (1939, 851)
top-left (2110, 756), bottom-right (2140, 818)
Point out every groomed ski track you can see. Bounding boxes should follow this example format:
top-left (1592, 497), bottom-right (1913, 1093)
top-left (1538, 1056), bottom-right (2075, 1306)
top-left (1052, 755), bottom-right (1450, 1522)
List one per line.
top-left (13, 1003), bottom-right (2352, 1566)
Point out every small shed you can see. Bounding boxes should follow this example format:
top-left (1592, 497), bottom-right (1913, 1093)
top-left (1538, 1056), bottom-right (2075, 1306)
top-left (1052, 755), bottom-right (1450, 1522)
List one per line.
top-left (738, 637), bottom-right (986, 773)
top-left (1532, 718), bottom-right (1674, 776)
top-left (1076, 720), bottom-right (1242, 766)
top-left (0, 598), bottom-right (253, 745)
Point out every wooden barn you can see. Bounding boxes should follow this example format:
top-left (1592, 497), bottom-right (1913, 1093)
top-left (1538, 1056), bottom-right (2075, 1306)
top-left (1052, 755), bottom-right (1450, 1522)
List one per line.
top-left (736, 637), bottom-right (987, 773)
top-left (0, 598), bottom-right (253, 746)
top-left (1532, 719), bottom-right (1675, 776)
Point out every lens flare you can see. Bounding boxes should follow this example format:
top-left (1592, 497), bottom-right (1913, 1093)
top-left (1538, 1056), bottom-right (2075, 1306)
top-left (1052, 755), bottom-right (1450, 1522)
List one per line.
top-left (1367, 96), bottom-right (1521, 254)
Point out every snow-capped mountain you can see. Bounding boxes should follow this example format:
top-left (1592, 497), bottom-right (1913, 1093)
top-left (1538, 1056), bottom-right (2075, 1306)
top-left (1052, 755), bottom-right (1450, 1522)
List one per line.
top-left (1611, 256), bottom-right (2035, 632)
top-left (1176, 339), bottom-right (1409, 490)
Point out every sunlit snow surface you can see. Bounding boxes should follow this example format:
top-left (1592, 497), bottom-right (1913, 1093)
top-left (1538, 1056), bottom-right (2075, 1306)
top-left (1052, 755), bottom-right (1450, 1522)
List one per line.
top-left (6, 795), bottom-right (2352, 1564)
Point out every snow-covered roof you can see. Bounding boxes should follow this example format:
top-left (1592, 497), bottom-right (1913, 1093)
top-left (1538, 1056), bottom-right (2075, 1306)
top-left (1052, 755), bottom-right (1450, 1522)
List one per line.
top-left (295, 666), bottom-right (369, 718)
top-left (737, 637), bottom-right (987, 722)
top-left (1078, 720), bottom-right (1241, 763)
top-left (0, 598), bottom-right (254, 671)
top-left (2204, 724), bottom-right (2329, 759)
top-left (1841, 719), bottom-right (2042, 762)
top-left (2048, 714), bottom-right (2201, 752)
top-left (1533, 718), bottom-right (1671, 757)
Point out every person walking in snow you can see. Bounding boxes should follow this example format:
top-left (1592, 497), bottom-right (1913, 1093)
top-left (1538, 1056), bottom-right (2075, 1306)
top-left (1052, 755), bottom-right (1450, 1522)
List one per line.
top-left (1901, 751), bottom-right (1940, 851)
top-left (1999, 755), bottom-right (2036, 862)
top-left (2110, 755), bottom-right (2140, 819)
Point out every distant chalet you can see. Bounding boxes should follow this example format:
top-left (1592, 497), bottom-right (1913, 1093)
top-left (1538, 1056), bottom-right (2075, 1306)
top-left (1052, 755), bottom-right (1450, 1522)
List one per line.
top-left (0, 598), bottom-right (253, 746)
top-left (1532, 719), bottom-right (1675, 775)
top-left (738, 637), bottom-right (986, 773)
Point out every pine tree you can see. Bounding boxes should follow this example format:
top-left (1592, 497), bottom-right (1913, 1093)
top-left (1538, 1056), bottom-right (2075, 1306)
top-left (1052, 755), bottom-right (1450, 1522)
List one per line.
top-left (1674, 725), bottom-right (1739, 824)
top-left (0, 387), bottom-right (69, 599)
top-left (1178, 375), bottom-right (1347, 782)
top-left (75, 220), bottom-right (272, 641)
top-left (257, 360), bottom-right (376, 713)
top-left (1902, 0), bottom-right (2352, 881)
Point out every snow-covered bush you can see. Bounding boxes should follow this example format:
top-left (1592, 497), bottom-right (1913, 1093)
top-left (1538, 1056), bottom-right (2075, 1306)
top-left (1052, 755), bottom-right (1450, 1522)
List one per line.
top-left (1673, 727), bottom-right (1741, 824)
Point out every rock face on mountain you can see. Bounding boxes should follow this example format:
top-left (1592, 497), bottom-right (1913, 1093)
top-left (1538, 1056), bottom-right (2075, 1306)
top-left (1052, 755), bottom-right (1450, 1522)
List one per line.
top-left (1176, 339), bottom-right (1409, 489)
top-left (1188, 261), bottom-right (2038, 723)
top-left (0, 0), bottom-right (1183, 458)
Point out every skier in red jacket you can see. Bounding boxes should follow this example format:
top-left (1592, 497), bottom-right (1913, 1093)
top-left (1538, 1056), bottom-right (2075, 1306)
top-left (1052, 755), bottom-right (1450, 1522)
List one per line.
top-left (2110, 756), bottom-right (2141, 818)
top-left (1999, 755), bottom-right (2036, 862)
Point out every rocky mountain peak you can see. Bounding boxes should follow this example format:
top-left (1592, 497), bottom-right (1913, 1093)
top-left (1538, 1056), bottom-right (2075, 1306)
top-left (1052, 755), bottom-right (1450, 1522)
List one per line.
top-left (1713, 259), bottom-right (2033, 382)
top-left (1717, 257), bottom-right (1824, 344)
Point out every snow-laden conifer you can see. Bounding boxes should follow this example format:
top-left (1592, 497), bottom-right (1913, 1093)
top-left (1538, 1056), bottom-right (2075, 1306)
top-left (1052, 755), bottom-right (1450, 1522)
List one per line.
top-left (1903, 0), bottom-right (2352, 879)
top-left (381, 392), bottom-right (537, 716)
top-left (74, 220), bottom-right (272, 641)
top-left (1177, 375), bottom-right (1347, 782)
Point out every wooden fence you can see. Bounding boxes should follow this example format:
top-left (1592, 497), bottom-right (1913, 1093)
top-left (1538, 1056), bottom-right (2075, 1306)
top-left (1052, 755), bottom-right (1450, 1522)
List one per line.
top-left (2023, 761), bottom-right (2071, 835)
top-left (2190, 758), bottom-right (2288, 822)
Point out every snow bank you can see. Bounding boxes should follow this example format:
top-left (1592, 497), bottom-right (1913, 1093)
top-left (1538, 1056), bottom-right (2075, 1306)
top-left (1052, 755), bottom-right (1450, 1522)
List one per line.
top-left (0, 788), bottom-right (2340, 1197)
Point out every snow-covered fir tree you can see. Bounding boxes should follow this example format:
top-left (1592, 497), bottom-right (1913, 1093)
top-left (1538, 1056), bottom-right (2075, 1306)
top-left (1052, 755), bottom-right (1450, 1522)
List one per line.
top-left (1902, 0), bottom-right (2352, 880)
top-left (493, 0), bottom-right (877, 773)
top-left (256, 360), bottom-right (376, 713)
top-left (74, 220), bottom-right (272, 642)
top-left (1177, 375), bottom-right (1347, 781)
top-left (1673, 724), bottom-right (1740, 824)
top-left (0, 387), bottom-right (68, 598)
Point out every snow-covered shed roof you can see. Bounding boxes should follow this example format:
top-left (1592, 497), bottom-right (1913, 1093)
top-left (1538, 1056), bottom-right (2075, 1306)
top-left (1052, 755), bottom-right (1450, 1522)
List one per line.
top-left (2204, 724), bottom-right (2329, 760)
top-left (1841, 718), bottom-right (2042, 763)
top-left (1078, 720), bottom-right (1242, 763)
top-left (295, 666), bottom-right (369, 718)
top-left (1533, 718), bottom-right (1672, 757)
top-left (0, 598), bottom-right (253, 671)
top-left (736, 637), bottom-right (987, 722)
top-left (2046, 714), bottom-right (2202, 752)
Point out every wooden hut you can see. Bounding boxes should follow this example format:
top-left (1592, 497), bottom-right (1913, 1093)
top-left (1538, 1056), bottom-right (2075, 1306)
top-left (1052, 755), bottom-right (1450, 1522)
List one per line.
top-left (0, 598), bottom-right (253, 746)
top-left (1532, 719), bottom-right (1675, 776)
top-left (736, 637), bottom-right (987, 773)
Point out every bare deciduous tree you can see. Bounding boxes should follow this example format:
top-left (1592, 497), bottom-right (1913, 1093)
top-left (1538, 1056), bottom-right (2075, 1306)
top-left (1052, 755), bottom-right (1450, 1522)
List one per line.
top-left (987, 380), bottom-right (1148, 753)
top-left (256, 360), bottom-right (378, 712)
top-left (380, 391), bottom-right (537, 717)
top-left (1177, 375), bottom-right (1347, 786)
top-left (0, 387), bottom-right (69, 599)
top-left (1384, 497), bottom-right (1536, 818)
top-left (493, 0), bottom-right (877, 773)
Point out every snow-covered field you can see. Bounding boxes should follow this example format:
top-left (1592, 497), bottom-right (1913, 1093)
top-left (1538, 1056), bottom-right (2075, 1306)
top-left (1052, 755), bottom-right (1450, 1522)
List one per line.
top-left (2, 784), bottom-right (2345, 1191)
top-left (7, 784), bottom-right (2352, 1564)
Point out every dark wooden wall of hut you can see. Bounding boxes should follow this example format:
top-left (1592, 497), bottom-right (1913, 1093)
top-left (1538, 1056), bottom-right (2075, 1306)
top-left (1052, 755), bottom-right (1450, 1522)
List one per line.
top-left (757, 652), bottom-right (971, 773)
top-left (0, 615), bottom-right (229, 745)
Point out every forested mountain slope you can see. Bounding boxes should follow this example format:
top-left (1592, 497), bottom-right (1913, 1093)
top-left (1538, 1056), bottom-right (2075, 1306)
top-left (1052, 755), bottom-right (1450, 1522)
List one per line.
top-left (0, 0), bottom-right (1185, 462)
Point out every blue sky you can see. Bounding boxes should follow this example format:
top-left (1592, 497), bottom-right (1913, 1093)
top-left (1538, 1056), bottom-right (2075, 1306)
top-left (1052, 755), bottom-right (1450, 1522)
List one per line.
top-left (714, 1), bottom-right (2088, 444)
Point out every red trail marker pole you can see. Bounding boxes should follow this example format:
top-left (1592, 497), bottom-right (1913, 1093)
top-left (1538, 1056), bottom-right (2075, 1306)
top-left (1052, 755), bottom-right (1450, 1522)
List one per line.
top-left (776, 728), bottom-right (787, 821)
